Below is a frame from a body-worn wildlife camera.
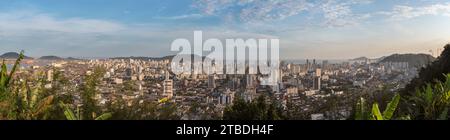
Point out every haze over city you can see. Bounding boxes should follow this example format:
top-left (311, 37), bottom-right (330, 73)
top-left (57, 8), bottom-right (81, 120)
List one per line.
top-left (0, 0), bottom-right (449, 59)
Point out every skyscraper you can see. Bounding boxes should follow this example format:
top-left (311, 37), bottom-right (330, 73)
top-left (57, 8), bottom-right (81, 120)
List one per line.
top-left (313, 68), bottom-right (322, 90)
top-left (315, 68), bottom-right (322, 77)
top-left (163, 71), bottom-right (173, 99)
top-left (208, 75), bottom-right (216, 89)
top-left (306, 59), bottom-right (310, 71)
top-left (246, 74), bottom-right (254, 89)
top-left (322, 60), bottom-right (329, 70)
top-left (313, 76), bottom-right (321, 91)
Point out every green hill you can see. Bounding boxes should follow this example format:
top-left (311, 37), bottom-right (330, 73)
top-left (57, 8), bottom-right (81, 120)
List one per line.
top-left (380, 53), bottom-right (435, 68)
top-left (402, 44), bottom-right (450, 95)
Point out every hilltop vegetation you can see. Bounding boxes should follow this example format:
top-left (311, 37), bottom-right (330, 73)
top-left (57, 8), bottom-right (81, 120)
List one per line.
top-left (403, 44), bottom-right (450, 96)
top-left (380, 53), bottom-right (435, 68)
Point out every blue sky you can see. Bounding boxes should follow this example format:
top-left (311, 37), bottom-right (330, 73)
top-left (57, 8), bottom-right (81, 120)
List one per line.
top-left (0, 0), bottom-right (449, 59)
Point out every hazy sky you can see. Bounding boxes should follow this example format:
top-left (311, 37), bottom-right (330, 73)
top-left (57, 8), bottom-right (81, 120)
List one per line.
top-left (0, 0), bottom-right (449, 59)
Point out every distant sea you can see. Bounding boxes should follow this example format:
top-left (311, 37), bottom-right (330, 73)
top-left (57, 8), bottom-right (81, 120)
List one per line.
top-left (6, 63), bottom-right (31, 71)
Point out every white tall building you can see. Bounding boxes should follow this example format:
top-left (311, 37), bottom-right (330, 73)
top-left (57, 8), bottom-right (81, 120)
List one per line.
top-left (315, 68), bottom-right (322, 77)
top-left (246, 74), bottom-right (254, 89)
top-left (47, 69), bottom-right (53, 82)
top-left (163, 71), bottom-right (173, 99)
top-left (313, 68), bottom-right (322, 90)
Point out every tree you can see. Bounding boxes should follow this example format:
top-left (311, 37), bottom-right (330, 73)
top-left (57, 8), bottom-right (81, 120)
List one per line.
top-left (79, 67), bottom-right (105, 120)
top-left (43, 68), bottom-right (75, 120)
top-left (403, 44), bottom-right (450, 96)
top-left (0, 51), bottom-right (24, 119)
top-left (405, 74), bottom-right (450, 120)
top-left (106, 96), bottom-right (180, 120)
top-left (12, 78), bottom-right (55, 120)
top-left (0, 51), bottom-right (23, 95)
top-left (223, 95), bottom-right (283, 120)
top-left (59, 102), bottom-right (112, 120)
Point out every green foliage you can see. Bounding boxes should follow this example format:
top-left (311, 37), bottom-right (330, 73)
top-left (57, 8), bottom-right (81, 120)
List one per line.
top-left (95, 113), bottom-right (112, 120)
top-left (0, 50), bottom-right (24, 94)
top-left (371, 103), bottom-right (383, 120)
top-left (403, 44), bottom-right (450, 96)
top-left (223, 96), bottom-right (283, 120)
top-left (42, 68), bottom-right (75, 120)
top-left (439, 107), bottom-right (449, 120)
top-left (60, 102), bottom-right (78, 120)
top-left (79, 67), bottom-right (105, 120)
top-left (107, 97), bottom-right (180, 120)
top-left (406, 74), bottom-right (450, 120)
top-left (59, 101), bottom-right (111, 120)
top-left (0, 52), bottom-right (56, 120)
top-left (13, 79), bottom-right (55, 120)
top-left (383, 93), bottom-right (400, 120)
top-left (354, 94), bottom-right (400, 120)
top-left (121, 80), bottom-right (138, 95)
top-left (355, 98), bottom-right (368, 120)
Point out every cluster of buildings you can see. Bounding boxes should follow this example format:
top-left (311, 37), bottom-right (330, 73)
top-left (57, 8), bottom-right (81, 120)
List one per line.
top-left (283, 59), bottom-right (418, 120)
top-left (10, 56), bottom-right (420, 120)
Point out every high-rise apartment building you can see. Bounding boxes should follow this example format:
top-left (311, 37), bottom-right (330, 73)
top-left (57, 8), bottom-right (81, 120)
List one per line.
top-left (163, 71), bottom-right (173, 99)
top-left (208, 75), bottom-right (216, 89)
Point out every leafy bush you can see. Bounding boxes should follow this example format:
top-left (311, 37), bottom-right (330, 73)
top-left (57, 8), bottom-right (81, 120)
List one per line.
top-left (354, 94), bottom-right (401, 120)
top-left (406, 74), bottom-right (450, 120)
top-left (223, 96), bottom-right (283, 120)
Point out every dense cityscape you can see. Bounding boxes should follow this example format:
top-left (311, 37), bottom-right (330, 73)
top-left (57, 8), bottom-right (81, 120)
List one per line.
top-left (0, 49), bottom-right (441, 120)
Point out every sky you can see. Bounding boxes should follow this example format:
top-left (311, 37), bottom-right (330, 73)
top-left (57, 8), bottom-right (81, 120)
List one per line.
top-left (0, 0), bottom-right (449, 59)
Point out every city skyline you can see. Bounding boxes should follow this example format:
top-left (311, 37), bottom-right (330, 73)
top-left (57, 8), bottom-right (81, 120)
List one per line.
top-left (0, 0), bottom-right (450, 59)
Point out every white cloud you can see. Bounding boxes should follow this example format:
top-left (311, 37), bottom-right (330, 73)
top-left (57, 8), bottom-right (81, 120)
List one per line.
top-left (383, 3), bottom-right (450, 20)
top-left (192, 0), bottom-right (235, 15)
top-left (192, 0), bottom-right (372, 27)
top-left (238, 0), bottom-right (313, 23)
top-left (320, 0), bottom-right (372, 27)
top-left (193, 0), bottom-right (313, 22)
top-left (154, 14), bottom-right (205, 20)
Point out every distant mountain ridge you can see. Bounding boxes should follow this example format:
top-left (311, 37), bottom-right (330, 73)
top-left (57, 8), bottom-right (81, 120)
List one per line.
top-left (351, 57), bottom-right (370, 61)
top-left (0, 52), bottom-right (87, 61)
top-left (111, 54), bottom-right (206, 61)
top-left (402, 44), bottom-right (450, 96)
top-left (39, 56), bottom-right (84, 61)
top-left (349, 56), bottom-right (383, 63)
top-left (380, 53), bottom-right (435, 67)
top-left (39, 56), bottom-right (64, 60)
top-left (0, 52), bottom-right (33, 59)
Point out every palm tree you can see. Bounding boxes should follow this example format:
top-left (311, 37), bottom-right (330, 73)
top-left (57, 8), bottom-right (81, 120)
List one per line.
top-left (0, 51), bottom-right (24, 94)
top-left (1, 52), bottom-right (56, 119)
top-left (13, 79), bottom-right (55, 120)
top-left (0, 51), bottom-right (24, 119)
